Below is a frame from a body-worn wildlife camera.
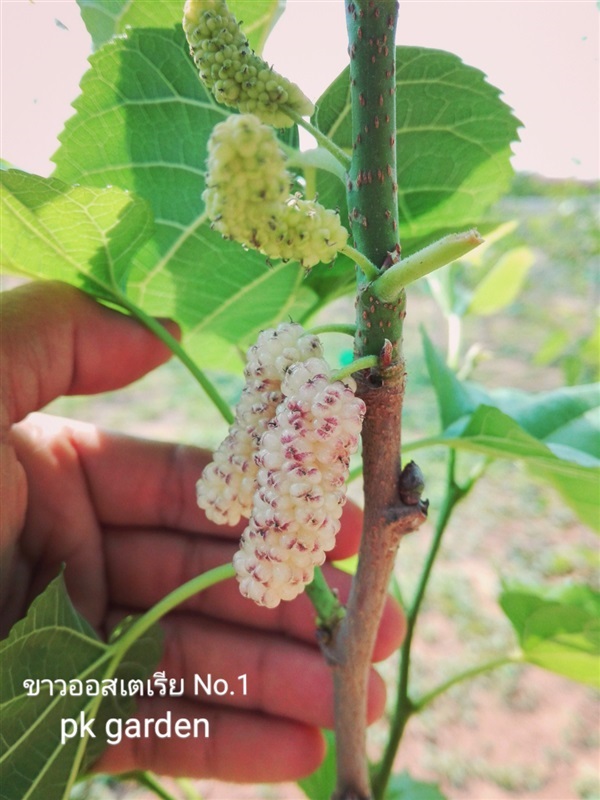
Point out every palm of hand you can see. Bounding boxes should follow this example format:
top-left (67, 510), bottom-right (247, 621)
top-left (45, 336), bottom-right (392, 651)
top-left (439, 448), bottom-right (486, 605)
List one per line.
top-left (0, 282), bottom-right (402, 780)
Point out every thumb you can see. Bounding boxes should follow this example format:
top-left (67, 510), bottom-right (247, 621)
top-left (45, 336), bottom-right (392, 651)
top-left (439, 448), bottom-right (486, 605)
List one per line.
top-left (0, 281), bottom-right (179, 428)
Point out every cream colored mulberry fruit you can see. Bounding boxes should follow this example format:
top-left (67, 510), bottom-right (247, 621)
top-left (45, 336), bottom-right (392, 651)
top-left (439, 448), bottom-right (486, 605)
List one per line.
top-left (276, 196), bottom-right (349, 269)
top-left (234, 358), bottom-right (366, 608)
top-left (196, 323), bottom-right (323, 525)
top-left (203, 114), bottom-right (348, 269)
top-left (183, 0), bottom-right (313, 127)
top-left (203, 114), bottom-right (289, 248)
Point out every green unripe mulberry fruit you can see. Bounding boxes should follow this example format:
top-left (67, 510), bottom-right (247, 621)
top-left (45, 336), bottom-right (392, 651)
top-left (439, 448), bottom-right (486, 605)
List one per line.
top-left (277, 197), bottom-right (349, 269)
top-left (183, 0), bottom-right (314, 127)
top-left (203, 114), bottom-right (348, 269)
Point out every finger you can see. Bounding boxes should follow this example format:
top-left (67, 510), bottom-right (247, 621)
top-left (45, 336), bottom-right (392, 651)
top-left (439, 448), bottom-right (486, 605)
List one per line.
top-left (104, 526), bottom-right (405, 662)
top-left (95, 696), bottom-right (324, 781)
top-left (103, 612), bottom-right (387, 730)
top-left (332, 497), bottom-right (363, 559)
top-left (0, 281), bottom-right (178, 428)
top-left (8, 415), bottom-right (368, 631)
top-left (68, 424), bottom-right (363, 560)
top-left (53, 421), bottom-right (232, 535)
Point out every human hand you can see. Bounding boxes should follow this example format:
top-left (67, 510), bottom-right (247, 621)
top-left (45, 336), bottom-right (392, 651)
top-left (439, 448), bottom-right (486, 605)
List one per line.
top-left (0, 281), bottom-right (404, 781)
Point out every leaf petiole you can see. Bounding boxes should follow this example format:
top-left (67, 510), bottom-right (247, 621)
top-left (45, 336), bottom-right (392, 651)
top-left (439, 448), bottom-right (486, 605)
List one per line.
top-left (412, 653), bottom-right (521, 712)
top-left (109, 564), bottom-right (236, 660)
top-left (341, 244), bottom-right (380, 282)
top-left (69, 564), bottom-right (236, 796)
top-left (123, 772), bottom-right (181, 800)
top-left (282, 105), bottom-right (352, 170)
top-left (332, 355), bottom-right (379, 382)
top-left (114, 293), bottom-right (235, 425)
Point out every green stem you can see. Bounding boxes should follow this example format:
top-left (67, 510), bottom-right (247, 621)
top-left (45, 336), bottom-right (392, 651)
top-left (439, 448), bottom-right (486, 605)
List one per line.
top-left (178, 778), bottom-right (204, 800)
top-left (374, 230), bottom-right (484, 302)
top-left (341, 244), bottom-right (380, 282)
top-left (305, 567), bottom-right (346, 629)
top-left (115, 293), bottom-right (234, 425)
top-left (111, 564), bottom-right (236, 659)
top-left (447, 312), bottom-right (462, 371)
top-left (332, 355), bottom-right (379, 382)
top-left (372, 451), bottom-right (464, 800)
top-left (66, 564), bottom-right (235, 797)
top-left (129, 772), bottom-right (180, 800)
top-left (400, 436), bottom-right (444, 453)
top-left (345, 1), bottom-right (400, 270)
top-left (412, 654), bottom-right (521, 713)
top-left (282, 105), bottom-right (352, 170)
top-left (307, 323), bottom-right (357, 337)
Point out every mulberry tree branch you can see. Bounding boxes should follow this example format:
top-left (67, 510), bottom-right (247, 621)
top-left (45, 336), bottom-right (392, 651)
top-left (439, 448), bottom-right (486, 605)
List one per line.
top-left (345, 1), bottom-right (401, 267)
top-left (324, 3), bottom-right (427, 798)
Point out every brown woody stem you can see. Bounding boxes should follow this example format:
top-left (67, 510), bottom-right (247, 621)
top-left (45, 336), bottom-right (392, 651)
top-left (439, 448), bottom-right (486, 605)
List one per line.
top-left (332, 366), bottom-right (426, 799)
top-left (325, 2), bottom-right (427, 797)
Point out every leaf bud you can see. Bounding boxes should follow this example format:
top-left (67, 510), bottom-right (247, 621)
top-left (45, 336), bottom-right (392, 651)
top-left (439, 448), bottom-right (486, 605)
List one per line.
top-left (398, 460), bottom-right (426, 506)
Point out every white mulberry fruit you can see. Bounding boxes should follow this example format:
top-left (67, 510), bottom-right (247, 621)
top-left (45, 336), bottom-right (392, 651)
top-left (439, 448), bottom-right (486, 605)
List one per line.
top-left (203, 114), bottom-right (348, 269)
top-left (196, 323), bottom-right (323, 525)
top-left (203, 114), bottom-right (289, 249)
top-left (234, 357), bottom-right (366, 608)
top-left (183, 0), bottom-right (313, 127)
top-left (276, 196), bottom-right (350, 269)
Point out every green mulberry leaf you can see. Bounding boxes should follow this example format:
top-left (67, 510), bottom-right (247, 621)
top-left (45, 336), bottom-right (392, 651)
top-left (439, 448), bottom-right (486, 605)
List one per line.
top-left (307, 46), bottom-right (521, 303)
top-left (50, 26), bottom-right (315, 366)
top-left (0, 170), bottom-right (152, 301)
top-left (77, 0), bottom-right (284, 54)
top-left (421, 334), bottom-right (600, 529)
top-left (0, 573), bottom-right (162, 800)
top-left (385, 771), bottom-right (447, 800)
top-left (500, 583), bottom-right (600, 688)
top-left (298, 730), bottom-right (336, 800)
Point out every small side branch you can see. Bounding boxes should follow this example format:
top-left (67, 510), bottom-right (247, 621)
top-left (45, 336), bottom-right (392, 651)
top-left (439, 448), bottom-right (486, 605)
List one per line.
top-left (372, 451), bottom-right (463, 798)
top-left (374, 230), bottom-right (484, 301)
top-left (413, 654), bottom-right (520, 713)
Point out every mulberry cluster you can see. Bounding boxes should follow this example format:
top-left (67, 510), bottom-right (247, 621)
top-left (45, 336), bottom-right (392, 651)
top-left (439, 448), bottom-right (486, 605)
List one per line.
top-left (197, 326), bottom-right (366, 608)
top-left (183, 0), bottom-right (313, 127)
top-left (196, 323), bottom-right (323, 525)
top-left (234, 357), bottom-right (365, 608)
top-left (203, 114), bottom-right (349, 269)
